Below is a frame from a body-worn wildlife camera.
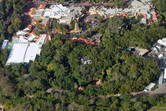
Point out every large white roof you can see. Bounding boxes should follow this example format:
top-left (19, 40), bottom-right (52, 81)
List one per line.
top-left (36, 34), bottom-right (47, 48)
top-left (43, 9), bottom-right (51, 17)
top-left (157, 38), bottom-right (166, 46)
top-left (6, 42), bottom-right (43, 65)
top-left (105, 8), bottom-right (117, 15)
top-left (16, 30), bottom-right (27, 36)
top-left (6, 43), bottom-right (29, 65)
top-left (164, 69), bottom-right (166, 79)
top-left (24, 43), bottom-right (41, 63)
top-left (19, 36), bottom-right (29, 43)
top-left (49, 4), bottom-right (68, 18)
top-left (131, 0), bottom-right (143, 8)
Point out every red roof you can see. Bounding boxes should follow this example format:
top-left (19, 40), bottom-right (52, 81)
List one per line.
top-left (119, 12), bottom-right (128, 17)
top-left (31, 32), bottom-right (36, 36)
top-left (39, 4), bottom-right (46, 9)
top-left (32, 20), bottom-right (40, 24)
top-left (136, 13), bottom-right (147, 18)
top-left (27, 25), bottom-right (33, 30)
top-left (153, 12), bottom-right (160, 19)
top-left (28, 8), bottom-right (36, 17)
top-left (55, 29), bottom-right (61, 33)
top-left (71, 38), bottom-right (98, 46)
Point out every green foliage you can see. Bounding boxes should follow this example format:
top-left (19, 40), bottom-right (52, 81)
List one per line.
top-left (113, 0), bottom-right (125, 8)
top-left (153, 0), bottom-right (166, 20)
top-left (0, 1), bottom-right (166, 110)
top-left (107, 16), bottom-right (126, 34)
top-left (0, 20), bottom-right (6, 34)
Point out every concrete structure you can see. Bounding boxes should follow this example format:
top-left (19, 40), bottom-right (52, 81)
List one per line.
top-left (136, 48), bottom-right (149, 56)
top-left (148, 38), bottom-right (166, 70)
top-left (144, 83), bottom-right (156, 91)
top-left (164, 69), bottom-right (166, 79)
top-left (140, 18), bottom-right (147, 24)
top-left (38, 4), bottom-right (47, 10)
top-left (27, 33), bottom-right (37, 42)
top-left (158, 73), bottom-right (163, 85)
top-left (6, 43), bottom-right (29, 65)
top-left (28, 8), bottom-right (37, 18)
top-left (24, 43), bottom-right (41, 63)
top-left (16, 30), bottom-right (27, 36)
top-left (157, 38), bottom-right (166, 47)
top-left (31, 4), bottom-right (84, 25)
top-left (80, 57), bottom-right (92, 65)
top-left (127, 47), bottom-right (149, 56)
top-left (1, 40), bottom-right (8, 49)
top-left (69, 22), bottom-right (81, 33)
top-left (88, 0), bottom-right (158, 24)
top-left (158, 54), bottom-right (164, 59)
top-left (6, 34), bottom-right (47, 65)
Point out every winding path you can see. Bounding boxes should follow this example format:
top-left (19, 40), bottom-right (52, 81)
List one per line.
top-left (96, 83), bottom-right (166, 98)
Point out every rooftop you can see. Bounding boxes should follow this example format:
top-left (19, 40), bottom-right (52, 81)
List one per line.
top-left (1, 40), bottom-right (8, 49)
top-left (6, 43), bottom-right (29, 65)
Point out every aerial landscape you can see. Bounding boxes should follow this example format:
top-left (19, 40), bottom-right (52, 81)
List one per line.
top-left (0, 0), bottom-right (166, 110)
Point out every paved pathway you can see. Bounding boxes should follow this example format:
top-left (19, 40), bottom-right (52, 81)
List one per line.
top-left (148, 108), bottom-right (166, 110)
top-left (96, 83), bottom-right (166, 99)
top-left (149, 83), bottom-right (166, 95)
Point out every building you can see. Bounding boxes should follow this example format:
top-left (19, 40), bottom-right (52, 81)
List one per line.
top-left (28, 8), bottom-right (37, 18)
top-left (1, 40), bottom-right (8, 49)
top-left (30, 4), bottom-right (84, 25)
top-left (88, 0), bottom-right (158, 24)
top-left (89, 6), bottom-right (98, 15)
top-left (130, 0), bottom-right (144, 9)
top-left (158, 73), bottom-right (164, 85)
top-left (157, 38), bottom-right (166, 47)
top-left (164, 69), bottom-right (166, 80)
top-left (69, 22), bottom-right (81, 33)
top-left (6, 43), bottom-right (29, 65)
top-left (80, 57), bottom-right (92, 65)
top-left (38, 4), bottom-right (47, 10)
top-left (144, 83), bottom-right (156, 91)
top-left (6, 34), bottom-right (47, 65)
top-left (71, 37), bottom-right (98, 46)
top-left (127, 47), bottom-right (149, 56)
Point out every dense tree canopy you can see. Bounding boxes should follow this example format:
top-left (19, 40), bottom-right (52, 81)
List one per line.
top-left (0, 0), bottom-right (28, 40)
top-left (153, 0), bottom-right (166, 20)
top-left (0, 0), bottom-right (166, 110)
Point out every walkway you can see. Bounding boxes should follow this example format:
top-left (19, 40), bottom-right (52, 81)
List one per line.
top-left (148, 108), bottom-right (166, 110)
top-left (149, 83), bottom-right (166, 95)
top-left (96, 83), bottom-right (166, 98)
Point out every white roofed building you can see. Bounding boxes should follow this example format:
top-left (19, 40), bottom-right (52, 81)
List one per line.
top-left (24, 43), bottom-right (41, 63)
top-left (131, 0), bottom-right (143, 9)
top-left (16, 30), bottom-right (27, 36)
top-left (164, 69), bottom-right (166, 79)
top-left (1, 40), bottom-right (9, 49)
top-left (36, 34), bottom-right (47, 48)
top-left (41, 4), bottom-right (83, 25)
top-left (6, 34), bottom-right (47, 65)
top-left (6, 43), bottom-right (29, 65)
top-left (157, 38), bottom-right (166, 47)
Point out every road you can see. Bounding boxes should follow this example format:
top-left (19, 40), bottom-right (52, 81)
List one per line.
top-left (96, 83), bottom-right (166, 99)
top-left (148, 108), bottom-right (166, 111)
top-left (149, 83), bottom-right (166, 95)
